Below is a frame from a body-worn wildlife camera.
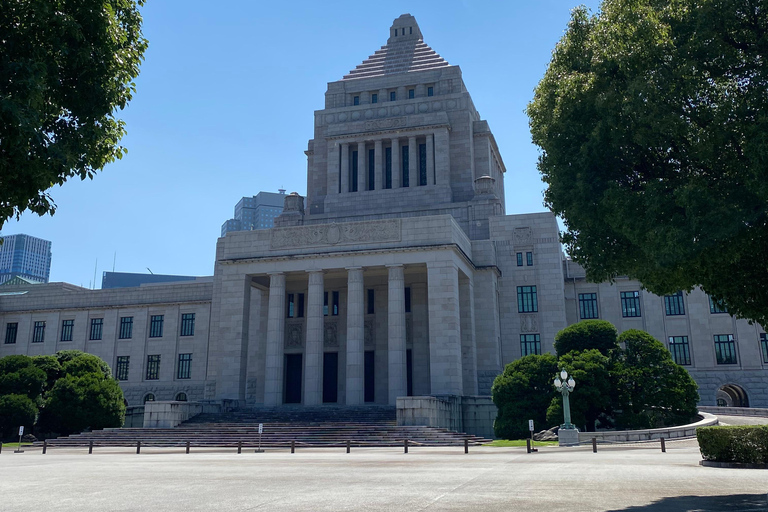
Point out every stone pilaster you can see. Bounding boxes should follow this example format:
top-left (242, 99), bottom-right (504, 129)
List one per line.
top-left (374, 139), bottom-right (383, 191)
top-left (434, 128), bottom-right (450, 187)
top-left (346, 267), bottom-right (364, 405)
top-left (327, 142), bottom-right (339, 195)
top-left (426, 133), bottom-right (435, 185)
top-left (408, 136), bottom-right (417, 187)
top-left (357, 141), bottom-right (366, 191)
top-left (391, 138), bottom-right (401, 188)
top-left (387, 265), bottom-right (407, 404)
top-left (340, 143), bottom-right (350, 193)
top-left (459, 273), bottom-right (478, 395)
top-left (264, 273), bottom-right (286, 406)
top-left (427, 261), bottom-right (463, 395)
top-left (304, 271), bottom-right (324, 405)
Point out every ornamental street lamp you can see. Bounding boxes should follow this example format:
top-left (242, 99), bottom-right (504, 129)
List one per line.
top-left (554, 369), bottom-right (577, 432)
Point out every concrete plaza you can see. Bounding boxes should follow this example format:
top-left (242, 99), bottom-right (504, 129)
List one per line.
top-left (1, 438), bottom-right (766, 512)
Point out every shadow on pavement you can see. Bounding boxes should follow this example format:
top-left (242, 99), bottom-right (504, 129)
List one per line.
top-left (609, 493), bottom-right (768, 512)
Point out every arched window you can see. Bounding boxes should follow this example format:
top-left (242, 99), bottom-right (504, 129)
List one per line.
top-left (175, 392), bottom-right (187, 402)
top-left (143, 393), bottom-right (155, 404)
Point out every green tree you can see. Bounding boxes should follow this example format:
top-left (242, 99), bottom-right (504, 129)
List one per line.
top-left (0, 355), bottom-right (46, 400)
top-left (554, 320), bottom-right (618, 357)
top-left (492, 354), bottom-right (559, 439)
top-left (612, 330), bottom-right (699, 429)
top-left (0, 394), bottom-right (38, 439)
top-left (0, 0), bottom-right (148, 230)
top-left (31, 355), bottom-right (63, 391)
top-left (528, 0), bottom-right (768, 325)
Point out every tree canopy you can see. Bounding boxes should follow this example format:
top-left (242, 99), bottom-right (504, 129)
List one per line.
top-left (0, 0), bottom-right (148, 230)
top-left (528, 0), bottom-right (768, 325)
top-left (554, 319), bottom-right (618, 357)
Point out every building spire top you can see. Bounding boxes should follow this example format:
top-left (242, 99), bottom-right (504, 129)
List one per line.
top-left (387, 14), bottom-right (422, 44)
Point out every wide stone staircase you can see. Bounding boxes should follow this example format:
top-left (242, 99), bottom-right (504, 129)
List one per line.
top-left (39, 406), bottom-right (492, 449)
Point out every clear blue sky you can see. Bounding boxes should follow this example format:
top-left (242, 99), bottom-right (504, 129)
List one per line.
top-left (6, 0), bottom-right (601, 289)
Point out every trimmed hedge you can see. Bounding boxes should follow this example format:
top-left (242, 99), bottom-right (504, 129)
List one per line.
top-left (697, 425), bottom-right (768, 464)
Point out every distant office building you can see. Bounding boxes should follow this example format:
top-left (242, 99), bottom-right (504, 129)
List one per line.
top-left (220, 190), bottom-right (286, 236)
top-left (0, 234), bottom-right (52, 285)
top-left (101, 272), bottom-right (208, 289)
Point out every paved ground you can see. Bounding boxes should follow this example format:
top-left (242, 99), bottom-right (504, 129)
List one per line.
top-left (717, 415), bottom-right (768, 426)
top-left (1, 440), bottom-right (766, 512)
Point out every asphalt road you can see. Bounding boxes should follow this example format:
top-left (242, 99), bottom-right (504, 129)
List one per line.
top-left (1, 441), bottom-right (766, 512)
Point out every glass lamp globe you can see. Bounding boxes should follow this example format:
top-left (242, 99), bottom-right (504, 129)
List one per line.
top-left (560, 369), bottom-right (568, 380)
top-left (568, 377), bottom-right (576, 389)
top-left (554, 378), bottom-right (562, 388)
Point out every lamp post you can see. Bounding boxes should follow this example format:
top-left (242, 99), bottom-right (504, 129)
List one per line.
top-left (554, 369), bottom-right (579, 446)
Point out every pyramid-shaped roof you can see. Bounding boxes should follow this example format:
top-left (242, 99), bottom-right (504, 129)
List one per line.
top-left (342, 14), bottom-right (451, 81)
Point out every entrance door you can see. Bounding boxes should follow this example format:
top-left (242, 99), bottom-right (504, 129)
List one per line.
top-left (284, 354), bottom-right (302, 404)
top-left (323, 352), bottom-right (338, 403)
top-left (364, 350), bottom-right (375, 402)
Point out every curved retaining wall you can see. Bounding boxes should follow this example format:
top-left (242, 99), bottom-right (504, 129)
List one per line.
top-left (698, 406), bottom-right (768, 417)
top-left (577, 412), bottom-right (718, 443)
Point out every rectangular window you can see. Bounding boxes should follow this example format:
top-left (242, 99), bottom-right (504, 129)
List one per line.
top-left (116, 356), bottom-right (130, 381)
top-left (32, 321), bottom-right (45, 343)
top-left (60, 319), bottom-right (74, 342)
top-left (177, 353), bottom-right (192, 379)
top-left (401, 145), bottom-right (409, 187)
top-left (385, 147), bottom-right (392, 189)
top-left (516, 252), bottom-right (523, 266)
top-left (621, 291), bottom-right (641, 318)
top-left (287, 293), bottom-right (295, 318)
top-left (323, 292), bottom-right (329, 316)
top-left (180, 313), bottom-right (195, 336)
top-left (517, 286), bottom-right (538, 313)
top-left (146, 355), bottom-right (161, 380)
top-left (427, 86), bottom-right (434, 97)
top-left (405, 287), bottom-right (411, 313)
top-left (714, 334), bottom-right (737, 365)
top-left (353, 95), bottom-right (359, 105)
top-left (520, 334), bottom-right (541, 356)
top-left (351, 150), bottom-right (358, 192)
top-left (418, 143), bottom-right (427, 186)
top-left (89, 318), bottom-right (103, 341)
top-left (371, 93), bottom-right (378, 103)
top-left (579, 293), bottom-right (599, 319)
top-left (368, 148), bottom-right (375, 190)
top-left (390, 91), bottom-right (396, 101)
top-left (761, 333), bottom-right (768, 364)
top-left (408, 89), bottom-right (414, 99)
top-left (297, 293), bottom-right (305, 318)
top-left (5, 323), bottom-right (18, 344)
top-left (119, 316), bottom-right (133, 339)
top-left (367, 289), bottom-right (375, 315)
top-left (709, 296), bottom-right (727, 314)
top-left (526, 252), bottom-right (533, 266)
top-left (332, 291), bottom-right (340, 316)
top-left (664, 291), bottom-right (685, 316)
top-left (149, 315), bottom-right (164, 338)
top-left (668, 336), bottom-right (691, 365)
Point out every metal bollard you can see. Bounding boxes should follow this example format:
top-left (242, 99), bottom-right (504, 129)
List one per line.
top-left (42, 441), bottom-right (46, 454)
top-left (592, 438), bottom-right (597, 453)
top-left (660, 437), bottom-right (666, 453)
top-left (526, 438), bottom-right (532, 453)
top-left (346, 440), bottom-right (350, 454)
top-left (237, 441), bottom-right (242, 454)
top-left (186, 441), bottom-right (190, 454)
top-left (89, 440), bottom-right (93, 454)
top-left (291, 440), bottom-right (295, 454)
top-left (404, 439), bottom-right (409, 454)
top-left (464, 438), bottom-right (469, 454)
top-left (136, 441), bottom-right (141, 454)
top-left (0, 442), bottom-right (3, 454)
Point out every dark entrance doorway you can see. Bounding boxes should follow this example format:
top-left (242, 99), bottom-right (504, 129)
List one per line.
top-left (323, 352), bottom-right (338, 403)
top-left (284, 354), bottom-right (302, 404)
top-left (717, 384), bottom-right (749, 407)
top-left (406, 349), bottom-right (413, 396)
top-left (364, 350), bottom-right (375, 402)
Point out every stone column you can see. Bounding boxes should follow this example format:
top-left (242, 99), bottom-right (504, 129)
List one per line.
top-left (387, 265), bottom-right (407, 404)
top-left (374, 139), bottom-right (383, 191)
top-left (345, 267), bottom-right (364, 405)
top-left (391, 138), bottom-right (401, 188)
top-left (459, 273), bottom-right (478, 395)
top-left (426, 261), bottom-right (463, 395)
top-left (327, 142), bottom-right (339, 195)
top-left (264, 273), bottom-right (286, 406)
top-left (434, 128), bottom-right (450, 187)
top-left (426, 133), bottom-right (435, 185)
top-left (304, 271), bottom-right (324, 405)
top-left (408, 136), bottom-right (417, 187)
top-left (340, 143), bottom-right (349, 193)
top-left (357, 142), bottom-right (366, 191)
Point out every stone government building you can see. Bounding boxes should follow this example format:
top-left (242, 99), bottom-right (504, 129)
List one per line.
top-left (0, 15), bottom-right (765, 415)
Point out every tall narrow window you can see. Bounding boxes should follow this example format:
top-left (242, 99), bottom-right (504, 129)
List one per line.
top-left (5, 323), bottom-right (18, 344)
top-left (405, 287), bottom-right (411, 313)
top-left (119, 316), bottom-right (133, 339)
top-left (351, 151), bottom-right (358, 192)
top-left (297, 293), bottom-right (305, 318)
top-left (180, 313), bottom-right (195, 336)
top-left (367, 289), bottom-right (375, 315)
top-left (368, 148), bottom-right (375, 190)
top-left (709, 296), bottom-right (728, 314)
top-left (385, 147), bottom-right (392, 189)
top-left (621, 291), bottom-right (641, 318)
top-left (32, 321), bottom-right (45, 343)
top-left (408, 89), bottom-right (414, 99)
top-left (520, 334), bottom-right (541, 356)
top-left (526, 252), bottom-right (533, 266)
top-left (390, 91), bottom-right (396, 101)
top-left (517, 286), bottom-right (538, 313)
top-left (714, 334), bottom-right (737, 364)
top-left (60, 319), bottom-right (74, 342)
top-left (427, 86), bottom-right (434, 97)
top-left (323, 292), bottom-right (329, 316)
top-left (89, 318), bottom-right (103, 341)
top-left (149, 315), bottom-right (164, 338)
top-left (668, 336), bottom-right (691, 365)
top-left (146, 355), bottom-right (161, 380)
top-left (761, 333), bottom-right (768, 364)
top-left (353, 95), bottom-right (359, 105)
top-left (116, 356), bottom-right (130, 381)
top-left (332, 291), bottom-right (340, 316)
top-left (177, 353), bottom-right (192, 379)
top-left (578, 293), bottom-right (599, 319)
top-left (664, 291), bottom-right (685, 316)
top-left (371, 93), bottom-right (378, 104)
top-left (516, 253), bottom-right (523, 266)
top-left (287, 293), bottom-right (295, 318)
top-left (401, 145), bottom-right (409, 187)
top-left (418, 143), bottom-right (427, 186)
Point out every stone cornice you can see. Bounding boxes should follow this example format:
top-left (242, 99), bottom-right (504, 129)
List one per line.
top-left (326, 122), bottom-right (450, 142)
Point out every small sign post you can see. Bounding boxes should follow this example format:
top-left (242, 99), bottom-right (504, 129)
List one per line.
top-left (255, 423), bottom-right (264, 453)
top-left (14, 426), bottom-right (24, 453)
top-left (528, 420), bottom-right (537, 452)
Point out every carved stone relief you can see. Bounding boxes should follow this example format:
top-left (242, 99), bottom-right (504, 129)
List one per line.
top-left (520, 314), bottom-right (538, 333)
top-left (513, 227), bottom-right (533, 246)
top-left (246, 378), bottom-right (258, 400)
top-left (364, 117), bottom-right (406, 131)
top-left (324, 320), bottom-right (338, 348)
top-left (286, 321), bottom-right (304, 348)
top-left (271, 219), bottom-right (401, 250)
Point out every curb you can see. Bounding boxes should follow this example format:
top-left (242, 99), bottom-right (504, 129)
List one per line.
top-left (700, 460), bottom-right (768, 469)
